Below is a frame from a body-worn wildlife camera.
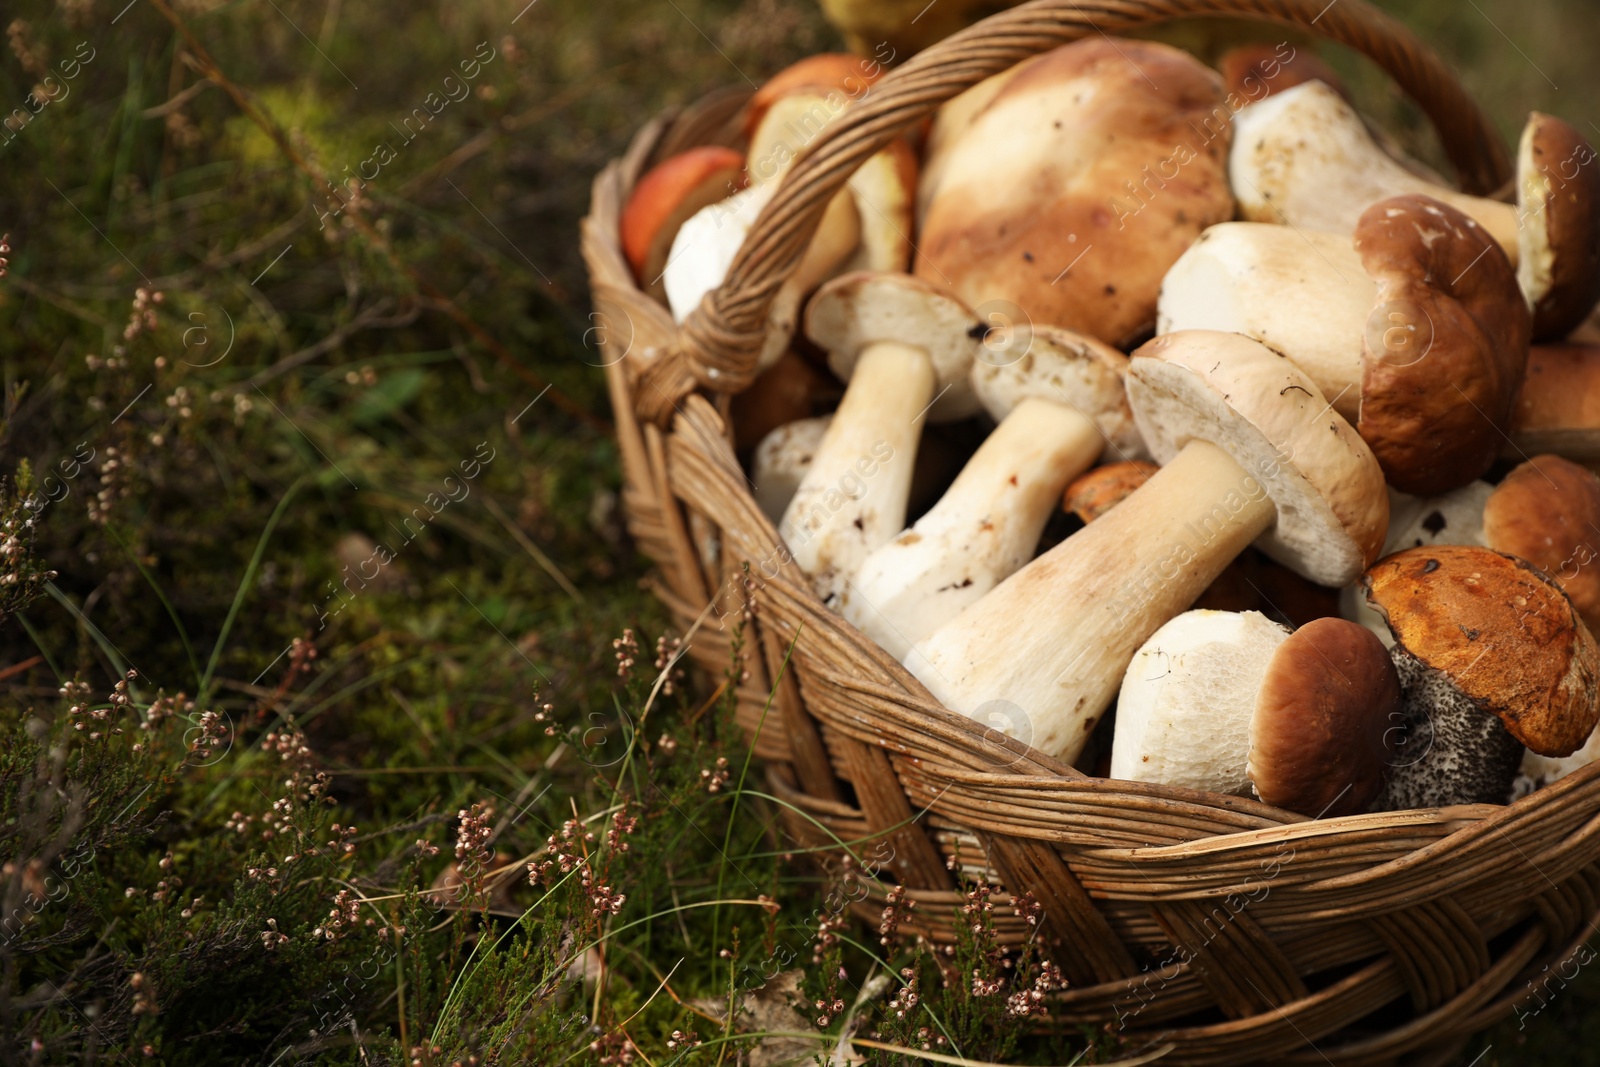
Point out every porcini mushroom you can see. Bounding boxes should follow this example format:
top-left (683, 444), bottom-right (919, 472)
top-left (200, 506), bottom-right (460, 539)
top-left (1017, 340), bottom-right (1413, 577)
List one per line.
top-left (1249, 616), bottom-right (1403, 815)
top-left (780, 272), bottom-right (983, 604)
top-left (1158, 195), bottom-right (1531, 493)
top-left (917, 65), bottom-right (1024, 226)
top-left (915, 37), bottom-right (1236, 348)
top-left (620, 146), bottom-right (746, 304)
top-left (1364, 546), bottom-right (1600, 808)
top-left (907, 330), bottom-right (1388, 762)
top-left (752, 415), bottom-right (831, 525)
top-left (842, 397), bottom-right (1104, 659)
top-left (1344, 462), bottom-right (1600, 643)
top-left (1112, 611), bottom-right (1398, 816)
top-left (842, 140), bottom-right (918, 274)
top-left (1232, 82), bottom-right (1600, 338)
top-left (1483, 455), bottom-right (1600, 633)
top-left (1517, 113), bottom-right (1600, 338)
top-left (1508, 344), bottom-right (1600, 462)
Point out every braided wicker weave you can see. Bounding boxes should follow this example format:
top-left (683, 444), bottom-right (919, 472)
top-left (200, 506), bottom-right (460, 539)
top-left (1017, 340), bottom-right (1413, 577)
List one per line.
top-left (582, 2), bottom-right (1600, 1063)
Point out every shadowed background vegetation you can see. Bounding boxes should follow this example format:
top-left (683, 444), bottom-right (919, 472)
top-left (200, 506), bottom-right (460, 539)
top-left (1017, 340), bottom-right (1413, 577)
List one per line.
top-left (0, 0), bottom-right (1596, 1063)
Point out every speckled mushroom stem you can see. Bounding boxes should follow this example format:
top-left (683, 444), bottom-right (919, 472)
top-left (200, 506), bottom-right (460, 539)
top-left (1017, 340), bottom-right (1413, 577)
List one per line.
top-left (909, 439), bottom-right (1274, 762)
top-left (1377, 649), bottom-right (1526, 809)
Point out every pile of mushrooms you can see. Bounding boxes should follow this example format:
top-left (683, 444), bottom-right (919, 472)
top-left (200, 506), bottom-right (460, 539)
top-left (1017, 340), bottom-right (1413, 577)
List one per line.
top-left (620, 38), bottom-right (1600, 817)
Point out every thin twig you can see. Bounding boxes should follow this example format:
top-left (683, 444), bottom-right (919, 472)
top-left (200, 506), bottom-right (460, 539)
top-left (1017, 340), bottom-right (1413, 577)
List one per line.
top-left (141, 76), bottom-right (216, 118)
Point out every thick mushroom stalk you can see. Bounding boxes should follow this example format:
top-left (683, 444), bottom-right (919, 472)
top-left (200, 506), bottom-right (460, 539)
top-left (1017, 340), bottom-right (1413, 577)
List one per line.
top-left (1365, 546), bottom-right (1600, 809)
top-left (780, 273), bottom-right (982, 605)
top-left (907, 331), bottom-right (1387, 762)
top-left (1232, 81), bottom-right (1518, 250)
top-left (1112, 611), bottom-right (1399, 816)
top-left (1112, 610), bottom-right (1291, 795)
top-left (841, 324), bottom-right (1151, 656)
top-left (1070, 459), bottom-right (1341, 627)
top-left (842, 399), bottom-right (1102, 659)
top-left (1232, 83), bottom-right (1600, 339)
top-left (1158, 195), bottom-right (1530, 494)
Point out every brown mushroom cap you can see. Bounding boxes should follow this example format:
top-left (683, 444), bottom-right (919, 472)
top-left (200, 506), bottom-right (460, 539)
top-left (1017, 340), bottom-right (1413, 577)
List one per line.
top-left (1520, 114), bottom-right (1600, 340)
top-left (915, 37), bottom-right (1235, 348)
top-left (620, 146), bottom-right (746, 300)
top-left (731, 350), bottom-right (842, 452)
top-left (741, 53), bottom-right (883, 140)
top-left (1512, 344), bottom-right (1600, 460)
top-left (1483, 455), bottom-right (1600, 633)
top-left (1249, 617), bottom-right (1401, 816)
top-left (1364, 545), bottom-right (1600, 756)
top-left (1217, 43), bottom-right (1346, 103)
top-left (1062, 461), bottom-right (1158, 523)
top-left (1354, 195), bottom-right (1531, 495)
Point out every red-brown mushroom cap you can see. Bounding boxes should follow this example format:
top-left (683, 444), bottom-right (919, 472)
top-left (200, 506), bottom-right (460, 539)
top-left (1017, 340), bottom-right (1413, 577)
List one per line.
top-left (1217, 43), bottom-right (1347, 103)
top-left (620, 146), bottom-right (745, 296)
top-left (1363, 545), bottom-right (1600, 756)
top-left (1249, 617), bottom-right (1401, 816)
top-left (915, 37), bottom-right (1235, 348)
top-left (1061, 461), bottom-right (1158, 523)
top-left (1483, 455), bottom-right (1600, 634)
top-left (1519, 114), bottom-right (1600, 340)
top-left (741, 53), bottom-right (884, 140)
top-left (1354, 195), bottom-right (1531, 495)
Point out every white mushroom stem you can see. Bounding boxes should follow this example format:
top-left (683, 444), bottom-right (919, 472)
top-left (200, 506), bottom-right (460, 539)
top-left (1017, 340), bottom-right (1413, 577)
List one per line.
top-left (1157, 224), bottom-right (1372, 421)
top-left (909, 439), bottom-right (1274, 761)
top-left (780, 343), bottom-right (931, 604)
top-left (1233, 81), bottom-right (1520, 262)
top-left (842, 399), bottom-right (1102, 659)
top-left (752, 416), bottom-right (831, 525)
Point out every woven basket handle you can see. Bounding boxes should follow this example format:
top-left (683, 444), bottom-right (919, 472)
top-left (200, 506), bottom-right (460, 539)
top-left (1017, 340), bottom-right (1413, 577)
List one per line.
top-left (631, 0), bottom-right (1511, 425)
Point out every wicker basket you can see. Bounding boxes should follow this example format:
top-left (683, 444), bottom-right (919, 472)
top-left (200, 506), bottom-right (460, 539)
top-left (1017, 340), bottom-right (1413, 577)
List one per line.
top-left (581, 2), bottom-right (1600, 1062)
